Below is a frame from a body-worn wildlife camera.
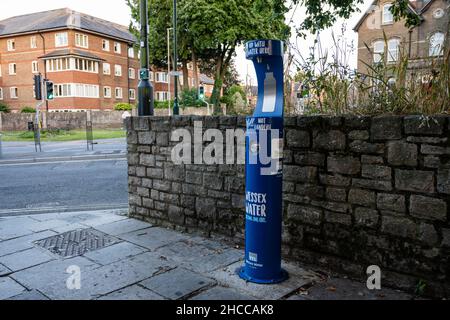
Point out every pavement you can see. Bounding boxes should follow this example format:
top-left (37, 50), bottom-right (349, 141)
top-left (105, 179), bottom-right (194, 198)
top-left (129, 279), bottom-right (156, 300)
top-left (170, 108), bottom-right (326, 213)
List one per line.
top-left (0, 139), bottom-right (128, 216)
top-left (0, 210), bottom-right (414, 300)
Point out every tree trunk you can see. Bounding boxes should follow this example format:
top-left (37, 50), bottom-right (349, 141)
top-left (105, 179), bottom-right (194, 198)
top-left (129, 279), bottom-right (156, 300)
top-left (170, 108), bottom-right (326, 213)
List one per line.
top-left (182, 61), bottom-right (189, 90)
top-left (211, 47), bottom-right (235, 114)
top-left (192, 51), bottom-right (199, 91)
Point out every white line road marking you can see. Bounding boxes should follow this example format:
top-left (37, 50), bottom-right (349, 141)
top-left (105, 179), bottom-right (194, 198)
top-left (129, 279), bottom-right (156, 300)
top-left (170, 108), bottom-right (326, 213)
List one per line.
top-left (0, 157), bottom-right (127, 167)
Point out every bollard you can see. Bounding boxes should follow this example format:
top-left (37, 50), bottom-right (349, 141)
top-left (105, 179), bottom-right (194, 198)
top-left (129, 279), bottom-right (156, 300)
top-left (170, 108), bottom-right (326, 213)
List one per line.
top-left (238, 39), bottom-right (288, 284)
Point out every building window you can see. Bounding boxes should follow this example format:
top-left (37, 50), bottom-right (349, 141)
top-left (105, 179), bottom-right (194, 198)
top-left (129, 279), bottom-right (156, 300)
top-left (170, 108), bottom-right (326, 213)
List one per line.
top-left (114, 42), bottom-right (121, 54)
top-left (55, 32), bottom-right (68, 47)
top-left (115, 87), bottom-right (123, 99)
top-left (129, 89), bottom-right (136, 100)
top-left (102, 39), bottom-right (110, 51)
top-left (128, 68), bottom-right (135, 79)
top-left (128, 47), bottom-right (135, 58)
top-left (9, 63), bottom-right (17, 75)
top-left (103, 63), bottom-right (111, 75)
top-left (7, 39), bottom-right (15, 51)
top-left (156, 72), bottom-right (168, 83)
top-left (387, 39), bottom-right (400, 62)
top-left (10, 87), bottom-right (18, 99)
top-left (46, 58), bottom-right (70, 72)
top-left (373, 40), bottom-right (385, 63)
top-left (103, 86), bottom-right (112, 98)
top-left (53, 83), bottom-right (99, 98)
top-left (74, 58), bottom-right (98, 73)
top-left (429, 32), bottom-right (445, 57)
top-left (0, 88), bottom-right (3, 100)
top-left (30, 36), bottom-right (37, 49)
top-left (75, 33), bottom-right (89, 48)
top-left (54, 84), bottom-right (72, 97)
top-left (115, 65), bottom-right (122, 77)
top-left (149, 71), bottom-right (154, 81)
top-left (32, 61), bottom-right (39, 73)
top-left (156, 91), bottom-right (169, 101)
top-left (382, 4), bottom-right (394, 24)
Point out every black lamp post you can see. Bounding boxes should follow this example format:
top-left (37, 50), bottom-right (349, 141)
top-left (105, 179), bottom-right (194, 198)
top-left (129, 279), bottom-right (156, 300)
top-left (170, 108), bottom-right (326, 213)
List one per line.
top-left (172, 0), bottom-right (179, 115)
top-left (138, 0), bottom-right (154, 116)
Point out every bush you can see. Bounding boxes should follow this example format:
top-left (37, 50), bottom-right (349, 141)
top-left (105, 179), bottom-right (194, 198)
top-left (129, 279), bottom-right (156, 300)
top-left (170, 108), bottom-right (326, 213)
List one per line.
top-left (114, 103), bottom-right (135, 111)
top-left (0, 102), bottom-right (11, 113)
top-left (180, 88), bottom-right (207, 108)
top-left (21, 106), bottom-right (36, 113)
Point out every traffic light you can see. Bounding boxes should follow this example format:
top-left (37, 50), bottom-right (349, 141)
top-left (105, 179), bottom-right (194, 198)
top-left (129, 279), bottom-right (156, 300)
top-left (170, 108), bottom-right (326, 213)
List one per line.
top-left (198, 86), bottom-right (205, 100)
top-left (45, 81), bottom-right (54, 100)
top-left (33, 74), bottom-right (42, 100)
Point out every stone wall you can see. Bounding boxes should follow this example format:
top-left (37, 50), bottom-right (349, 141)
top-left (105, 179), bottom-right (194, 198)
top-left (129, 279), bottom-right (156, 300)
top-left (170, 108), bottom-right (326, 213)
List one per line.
top-left (126, 115), bottom-right (450, 297)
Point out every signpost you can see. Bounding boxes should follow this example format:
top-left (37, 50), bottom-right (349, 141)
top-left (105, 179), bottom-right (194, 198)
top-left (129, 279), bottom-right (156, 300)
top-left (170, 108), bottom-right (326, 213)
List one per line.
top-left (238, 39), bottom-right (288, 284)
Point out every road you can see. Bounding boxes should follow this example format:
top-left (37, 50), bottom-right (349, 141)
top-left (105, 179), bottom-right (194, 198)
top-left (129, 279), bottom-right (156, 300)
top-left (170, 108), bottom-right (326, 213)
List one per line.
top-left (0, 139), bottom-right (128, 216)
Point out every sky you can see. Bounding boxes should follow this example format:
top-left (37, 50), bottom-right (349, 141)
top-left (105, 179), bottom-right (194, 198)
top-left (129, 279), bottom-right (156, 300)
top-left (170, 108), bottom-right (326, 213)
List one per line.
top-left (0, 0), bottom-right (374, 83)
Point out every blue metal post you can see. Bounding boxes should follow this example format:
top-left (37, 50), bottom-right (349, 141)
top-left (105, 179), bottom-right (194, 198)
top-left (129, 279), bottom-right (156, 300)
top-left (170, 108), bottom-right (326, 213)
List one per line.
top-left (238, 39), bottom-right (288, 284)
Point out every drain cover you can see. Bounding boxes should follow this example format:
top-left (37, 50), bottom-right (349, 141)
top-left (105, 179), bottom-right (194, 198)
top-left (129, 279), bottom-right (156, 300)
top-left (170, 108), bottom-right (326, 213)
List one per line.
top-left (34, 228), bottom-right (120, 258)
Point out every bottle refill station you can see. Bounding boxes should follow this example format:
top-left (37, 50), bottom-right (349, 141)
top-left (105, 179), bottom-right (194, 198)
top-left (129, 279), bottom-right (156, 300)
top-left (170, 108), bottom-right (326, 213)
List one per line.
top-left (238, 39), bottom-right (288, 284)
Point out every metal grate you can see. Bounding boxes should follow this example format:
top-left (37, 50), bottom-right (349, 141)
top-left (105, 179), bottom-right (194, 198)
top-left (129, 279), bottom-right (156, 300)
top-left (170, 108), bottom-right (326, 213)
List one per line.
top-left (34, 228), bottom-right (120, 258)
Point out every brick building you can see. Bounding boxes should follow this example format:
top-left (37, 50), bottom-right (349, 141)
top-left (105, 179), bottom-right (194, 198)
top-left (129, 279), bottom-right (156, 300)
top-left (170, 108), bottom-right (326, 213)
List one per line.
top-left (0, 8), bottom-right (215, 113)
top-left (354, 0), bottom-right (449, 78)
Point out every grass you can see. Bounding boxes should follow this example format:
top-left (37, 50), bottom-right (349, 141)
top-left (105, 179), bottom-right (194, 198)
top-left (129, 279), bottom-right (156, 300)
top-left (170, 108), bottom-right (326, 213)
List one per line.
top-left (0, 129), bottom-right (126, 142)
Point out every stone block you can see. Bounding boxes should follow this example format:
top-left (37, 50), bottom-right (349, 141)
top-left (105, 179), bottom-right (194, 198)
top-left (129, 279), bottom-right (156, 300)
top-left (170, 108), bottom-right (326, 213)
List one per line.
top-left (286, 130), bottom-right (310, 148)
top-left (348, 188), bottom-right (375, 206)
top-left (362, 164), bottom-right (392, 180)
top-left (294, 152), bottom-right (326, 166)
top-left (327, 156), bottom-right (361, 175)
top-left (313, 130), bottom-right (346, 151)
top-left (133, 117), bottom-right (150, 131)
top-left (371, 116), bottom-right (402, 140)
top-left (404, 115), bottom-right (445, 135)
top-left (325, 187), bottom-right (347, 202)
top-left (424, 156), bottom-right (441, 168)
top-left (410, 195), bottom-right (447, 221)
top-left (319, 174), bottom-right (351, 187)
top-left (377, 193), bottom-right (405, 213)
top-left (284, 165), bottom-right (317, 182)
top-left (324, 211), bottom-right (352, 225)
top-left (196, 198), bottom-right (217, 218)
top-left (387, 141), bottom-right (418, 166)
top-left (147, 168), bottom-right (164, 179)
top-left (352, 178), bottom-right (392, 191)
top-left (361, 155), bottom-right (384, 165)
top-left (164, 164), bottom-right (185, 182)
top-left (203, 173), bottom-right (223, 190)
top-left (287, 204), bottom-right (322, 226)
top-left (348, 130), bottom-right (369, 140)
top-left (421, 145), bottom-right (450, 155)
top-left (442, 229), bottom-right (450, 247)
top-left (381, 216), bottom-right (417, 238)
top-left (168, 205), bottom-right (185, 225)
top-left (437, 169), bottom-right (450, 194)
top-left (138, 131), bottom-right (156, 145)
top-left (418, 223), bottom-right (438, 246)
top-left (349, 141), bottom-right (384, 154)
top-left (395, 170), bottom-right (435, 193)
top-left (354, 207), bottom-right (379, 228)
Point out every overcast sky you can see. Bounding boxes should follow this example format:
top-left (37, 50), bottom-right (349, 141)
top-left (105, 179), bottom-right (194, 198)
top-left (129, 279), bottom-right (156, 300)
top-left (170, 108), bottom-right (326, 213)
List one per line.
top-left (0, 0), bottom-right (374, 83)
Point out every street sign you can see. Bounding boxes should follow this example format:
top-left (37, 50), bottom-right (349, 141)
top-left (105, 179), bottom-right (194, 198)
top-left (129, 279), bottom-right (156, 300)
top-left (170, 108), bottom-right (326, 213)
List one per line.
top-left (239, 39), bottom-right (288, 284)
top-left (169, 71), bottom-right (182, 77)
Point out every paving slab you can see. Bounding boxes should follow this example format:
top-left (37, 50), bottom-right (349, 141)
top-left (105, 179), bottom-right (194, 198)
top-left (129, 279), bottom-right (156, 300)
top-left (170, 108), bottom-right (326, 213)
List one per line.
top-left (83, 241), bottom-right (147, 265)
top-left (140, 267), bottom-right (216, 300)
top-left (0, 217), bottom-right (38, 240)
top-left (181, 248), bottom-right (242, 273)
top-left (191, 286), bottom-right (256, 300)
top-left (118, 227), bottom-right (191, 251)
top-left (0, 277), bottom-right (26, 300)
top-left (97, 285), bottom-right (165, 300)
top-left (26, 219), bottom-right (72, 232)
top-left (0, 263), bottom-right (12, 276)
top-left (79, 214), bottom-right (128, 227)
top-left (208, 261), bottom-right (320, 300)
top-left (0, 247), bottom-right (55, 271)
top-left (93, 218), bottom-right (151, 236)
top-left (39, 251), bottom-right (176, 300)
top-left (11, 256), bottom-right (100, 290)
top-left (7, 289), bottom-right (50, 300)
top-left (288, 277), bottom-right (414, 300)
top-left (50, 222), bottom-right (86, 233)
top-left (0, 230), bottom-right (57, 257)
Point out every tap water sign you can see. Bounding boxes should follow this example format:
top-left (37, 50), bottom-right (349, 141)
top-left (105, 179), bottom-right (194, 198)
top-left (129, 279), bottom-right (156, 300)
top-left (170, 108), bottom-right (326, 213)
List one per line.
top-left (238, 40), bottom-right (288, 284)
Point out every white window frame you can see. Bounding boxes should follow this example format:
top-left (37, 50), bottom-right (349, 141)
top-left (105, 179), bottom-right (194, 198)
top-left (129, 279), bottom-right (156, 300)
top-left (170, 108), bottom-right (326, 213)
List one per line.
top-left (382, 4), bottom-right (394, 25)
top-left (149, 71), bottom-right (154, 81)
top-left (115, 65), bottom-right (122, 77)
top-left (128, 68), bottom-right (135, 79)
top-left (387, 38), bottom-right (400, 62)
top-left (54, 84), bottom-right (72, 98)
top-left (429, 32), bottom-right (445, 57)
top-left (0, 88), bottom-right (3, 100)
top-left (373, 40), bottom-right (385, 63)
top-left (156, 91), bottom-right (169, 101)
top-left (129, 89), bottom-right (136, 100)
top-left (9, 63), bottom-right (17, 75)
top-left (32, 61), bottom-right (39, 73)
top-left (102, 39), bottom-right (110, 51)
top-left (156, 72), bottom-right (168, 83)
top-left (103, 63), bottom-right (111, 75)
top-left (30, 36), bottom-right (37, 49)
top-left (128, 47), bottom-right (135, 58)
top-left (75, 33), bottom-right (89, 48)
top-left (53, 83), bottom-right (99, 98)
top-left (115, 87), bottom-right (123, 99)
top-left (103, 86), bottom-right (112, 98)
top-left (55, 32), bottom-right (68, 47)
top-left (114, 42), bottom-right (121, 54)
top-left (10, 87), bottom-right (18, 99)
top-left (7, 39), bottom-right (15, 51)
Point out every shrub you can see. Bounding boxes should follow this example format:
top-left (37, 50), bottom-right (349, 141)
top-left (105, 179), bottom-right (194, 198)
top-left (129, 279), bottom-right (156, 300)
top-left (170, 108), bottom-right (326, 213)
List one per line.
top-left (114, 103), bottom-right (135, 111)
top-left (180, 88), bottom-right (207, 108)
top-left (21, 106), bottom-right (36, 113)
top-left (0, 102), bottom-right (11, 113)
